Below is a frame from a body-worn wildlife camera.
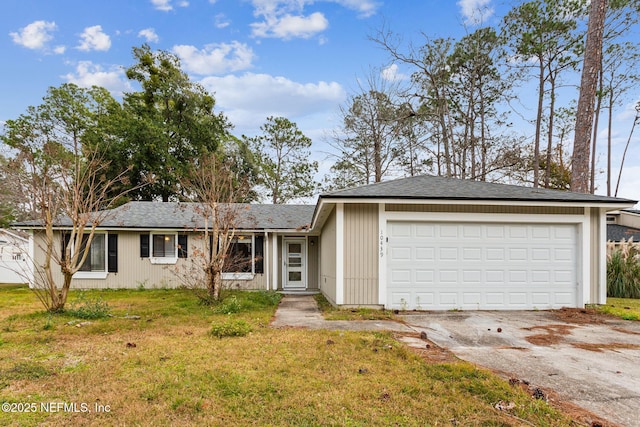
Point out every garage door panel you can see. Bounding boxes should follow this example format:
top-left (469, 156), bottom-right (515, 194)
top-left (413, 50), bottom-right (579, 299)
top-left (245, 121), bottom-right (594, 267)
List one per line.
top-left (415, 270), bottom-right (434, 283)
top-left (387, 222), bottom-right (578, 310)
top-left (508, 248), bottom-right (528, 261)
top-left (439, 225), bottom-right (459, 238)
top-left (389, 246), bottom-right (411, 261)
top-left (486, 248), bottom-right (505, 261)
top-left (462, 225), bottom-right (482, 238)
top-left (415, 224), bottom-right (435, 238)
top-left (416, 247), bottom-right (435, 260)
top-left (486, 293), bottom-right (505, 305)
top-left (463, 248), bottom-right (482, 260)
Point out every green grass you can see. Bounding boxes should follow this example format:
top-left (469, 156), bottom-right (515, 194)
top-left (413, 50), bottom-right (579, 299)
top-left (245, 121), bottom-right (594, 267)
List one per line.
top-left (0, 287), bottom-right (577, 426)
top-left (314, 293), bottom-right (395, 321)
top-left (599, 297), bottom-right (640, 320)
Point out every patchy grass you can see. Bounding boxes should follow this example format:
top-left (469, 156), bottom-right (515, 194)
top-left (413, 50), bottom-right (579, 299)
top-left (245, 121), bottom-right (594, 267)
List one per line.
top-left (598, 297), bottom-right (640, 321)
top-left (314, 293), bottom-right (395, 321)
top-left (0, 288), bottom-right (578, 426)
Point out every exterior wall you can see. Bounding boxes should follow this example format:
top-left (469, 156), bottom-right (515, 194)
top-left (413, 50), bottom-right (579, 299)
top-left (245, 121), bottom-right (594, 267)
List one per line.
top-left (0, 231), bottom-right (31, 284)
top-left (319, 207), bottom-right (337, 304)
top-left (343, 204), bottom-right (379, 305)
top-left (590, 208), bottom-right (608, 304)
top-left (618, 211), bottom-right (640, 229)
top-left (31, 230), bottom-right (267, 290)
top-left (307, 236), bottom-right (319, 290)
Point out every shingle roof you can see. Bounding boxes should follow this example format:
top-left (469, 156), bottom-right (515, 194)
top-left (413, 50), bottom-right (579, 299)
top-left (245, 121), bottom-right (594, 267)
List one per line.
top-left (321, 175), bottom-right (636, 204)
top-left (607, 224), bottom-right (640, 242)
top-left (14, 202), bottom-right (316, 230)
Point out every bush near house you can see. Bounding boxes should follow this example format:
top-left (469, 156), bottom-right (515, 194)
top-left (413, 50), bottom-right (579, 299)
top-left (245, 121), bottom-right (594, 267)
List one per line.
top-left (607, 239), bottom-right (640, 298)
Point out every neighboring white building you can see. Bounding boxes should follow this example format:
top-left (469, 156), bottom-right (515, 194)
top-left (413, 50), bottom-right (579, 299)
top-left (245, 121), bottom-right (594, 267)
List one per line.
top-left (0, 229), bottom-right (31, 284)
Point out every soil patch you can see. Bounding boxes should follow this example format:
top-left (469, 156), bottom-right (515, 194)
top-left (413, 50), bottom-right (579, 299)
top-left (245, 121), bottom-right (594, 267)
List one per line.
top-left (571, 342), bottom-right (640, 352)
top-left (523, 324), bottom-right (576, 346)
top-left (551, 307), bottom-right (610, 324)
top-left (396, 332), bottom-right (458, 363)
top-left (612, 327), bottom-right (640, 336)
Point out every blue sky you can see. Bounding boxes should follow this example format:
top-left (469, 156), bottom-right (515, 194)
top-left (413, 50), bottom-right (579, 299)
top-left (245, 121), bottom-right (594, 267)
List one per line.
top-left (2, 0), bottom-right (639, 202)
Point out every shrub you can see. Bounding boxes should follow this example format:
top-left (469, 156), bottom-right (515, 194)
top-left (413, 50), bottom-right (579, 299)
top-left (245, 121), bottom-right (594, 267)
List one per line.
top-left (607, 239), bottom-right (640, 298)
top-left (65, 292), bottom-right (111, 319)
top-left (212, 295), bottom-right (243, 314)
top-left (210, 319), bottom-right (252, 338)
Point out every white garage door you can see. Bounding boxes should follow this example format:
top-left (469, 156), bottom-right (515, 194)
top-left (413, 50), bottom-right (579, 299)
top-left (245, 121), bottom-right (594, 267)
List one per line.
top-left (386, 222), bottom-right (578, 310)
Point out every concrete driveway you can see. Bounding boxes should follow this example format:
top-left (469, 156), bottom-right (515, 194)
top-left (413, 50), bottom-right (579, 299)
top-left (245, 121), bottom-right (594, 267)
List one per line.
top-left (399, 310), bottom-right (640, 427)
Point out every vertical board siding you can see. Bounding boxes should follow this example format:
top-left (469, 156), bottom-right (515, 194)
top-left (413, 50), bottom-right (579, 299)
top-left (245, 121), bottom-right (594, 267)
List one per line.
top-left (589, 208), bottom-right (600, 303)
top-left (386, 204), bottom-right (584, 215)
top-left (344, 204), bottom-right (379, 305)
top-left (307, 236), bottom-right (319, 290)
top-left (320, 208), bottom-right (337, 304)
top-left (32, 231), bottom-right (267, 290)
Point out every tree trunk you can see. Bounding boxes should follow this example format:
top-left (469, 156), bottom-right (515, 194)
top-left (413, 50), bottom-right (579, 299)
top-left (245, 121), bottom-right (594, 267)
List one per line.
top-left (544, 77), bottom-right (556, 188)
top-left (590, 79), bottom-right (603, 194)
top-left (533, 60), bottom-right (545, 188)
top-left (606, 82), bottom-right (614, 196)
top-left (572, 0), bottom-right (607, 193)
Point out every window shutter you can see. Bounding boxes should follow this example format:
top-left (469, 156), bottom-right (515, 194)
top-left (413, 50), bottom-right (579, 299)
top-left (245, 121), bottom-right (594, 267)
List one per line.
top-left (108, 234), bottom-right (118, 273)
top-left (178, 234), bottom-right (188, 258)
top-left (140, 234), bottom-right (150, 258)
top-left (254, 235), bottom-right (264, 274)
top-left (61, 232), bottom-right (71, 261)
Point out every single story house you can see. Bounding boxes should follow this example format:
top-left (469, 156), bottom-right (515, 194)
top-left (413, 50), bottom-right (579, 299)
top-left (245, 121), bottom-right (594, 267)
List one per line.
top-left (14, 175), bottom-right (636, 310)
top-left (607, 209), bottom-right (640, 243)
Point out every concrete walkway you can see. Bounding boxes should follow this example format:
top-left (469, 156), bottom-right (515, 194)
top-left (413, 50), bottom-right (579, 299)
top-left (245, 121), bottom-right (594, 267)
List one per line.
top-left (270, 294), bottom-right (414, 332)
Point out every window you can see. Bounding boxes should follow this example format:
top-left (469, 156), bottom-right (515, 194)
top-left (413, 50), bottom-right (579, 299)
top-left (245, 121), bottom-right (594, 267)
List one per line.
top-left (153, 234), bottom-right (176, 258)
top-left (220, 235), bottom-right (264, 279)
top-left (140, 233), bottom-right (187, 264)
top-left (70, 233), bottom-right (117, 279)
top-left (79, 234), bottom-right (106, 272)
top-left (224, 235), bottom-right (253, 274)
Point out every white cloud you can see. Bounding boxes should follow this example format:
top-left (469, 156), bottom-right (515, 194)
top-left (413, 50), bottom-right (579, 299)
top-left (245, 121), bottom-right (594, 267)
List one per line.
top-left (150, 0), bottom-right (189, 11)
top-left (138, 28), bottom-right (159, 43)
top-left (77, 25), bottom-right (111, 52)
top-left (200, 72), bottom-right (345, 131)
top-left (173, 42), bottom-right (255, 75)
top-left (151, 0), bottom-right (173, 11)
top-left (53, 45), bottom-right (66, 54)
top-left (381, 64), bottom-right (407, 82)
top-left (251, 12), bottom-right (329, 39)
top-left (330, 0), bottom-right (379, 18)
top-left (62, 61), bottom-right (132, 95)
top-left (9, 20), bottom-right (57, 50)
top-left (215, 13), bottom-right (231, 28)
top-left (457, 0), bottom-right (494, 25)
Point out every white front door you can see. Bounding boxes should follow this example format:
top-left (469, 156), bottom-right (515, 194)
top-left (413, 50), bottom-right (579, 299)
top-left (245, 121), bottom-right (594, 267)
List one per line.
top-left (283, 239), bottom-right (306, 289)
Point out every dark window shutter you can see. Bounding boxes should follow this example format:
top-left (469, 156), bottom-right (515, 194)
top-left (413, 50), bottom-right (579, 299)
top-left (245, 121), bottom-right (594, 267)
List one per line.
top-left (178, 234), bottom-right (188, 258)
top-left (61, 232), bottom-right (71, 261)
top-left (140, 233), bottom-right (150, 258)
top-left (107, 234), bottom-right (118, 273)
top-left (254, 235), bottom-right (264, 274)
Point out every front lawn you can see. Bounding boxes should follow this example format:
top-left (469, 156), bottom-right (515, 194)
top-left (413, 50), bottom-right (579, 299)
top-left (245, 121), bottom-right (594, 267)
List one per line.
top-left (0, 288), bottom-right (576, 426)
top-left (599, 297), bottom-right (640, 320)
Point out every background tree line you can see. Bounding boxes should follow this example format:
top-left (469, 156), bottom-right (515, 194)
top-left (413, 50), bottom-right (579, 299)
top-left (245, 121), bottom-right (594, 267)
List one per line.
top-left (327, 0), bottom-right (639, 193)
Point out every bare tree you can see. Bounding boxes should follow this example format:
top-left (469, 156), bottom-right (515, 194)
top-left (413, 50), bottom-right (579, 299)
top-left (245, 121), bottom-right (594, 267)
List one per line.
top-left (326, 70), bottom-right (404, 189)
top-left (2, 85), bottom-right (139, 311)
top-left (177, 154), bottom-right (253, 302)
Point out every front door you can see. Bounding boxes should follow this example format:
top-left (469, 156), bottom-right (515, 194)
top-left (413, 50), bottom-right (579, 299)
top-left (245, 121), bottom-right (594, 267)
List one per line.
top-left (283, 239), bottom-right (306, 289)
